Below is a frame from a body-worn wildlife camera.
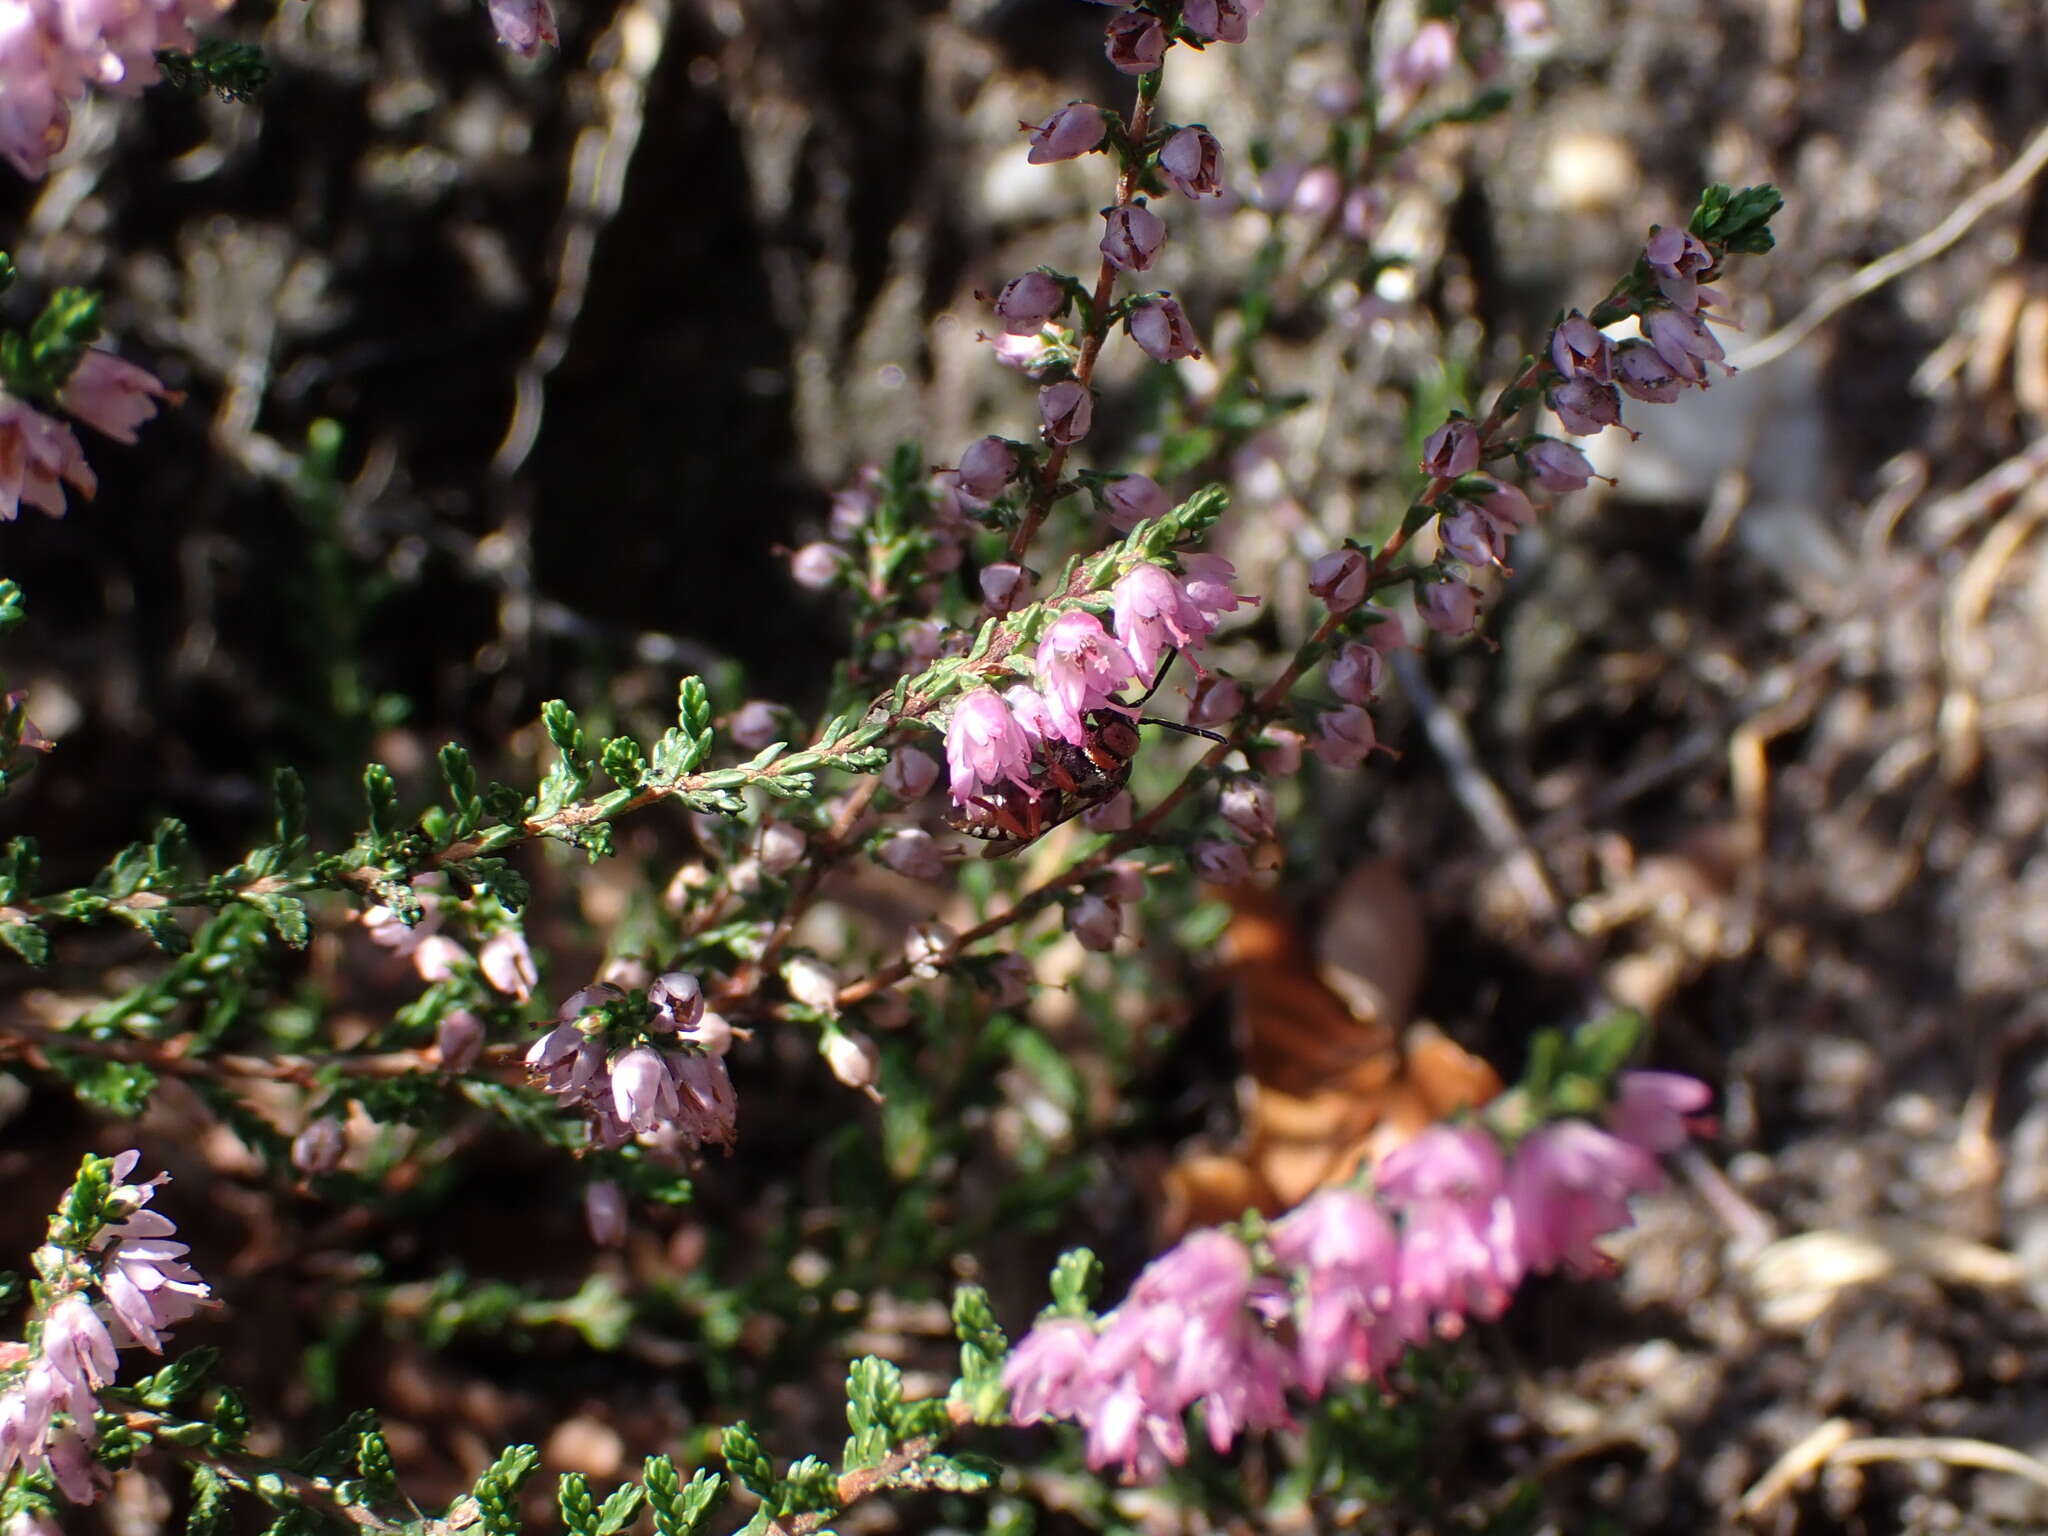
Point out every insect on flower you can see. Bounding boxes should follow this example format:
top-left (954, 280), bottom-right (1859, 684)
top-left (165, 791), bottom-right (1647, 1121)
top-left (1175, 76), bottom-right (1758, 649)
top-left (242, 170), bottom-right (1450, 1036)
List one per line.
top-left (943, 656), bottom-right (1221, 855)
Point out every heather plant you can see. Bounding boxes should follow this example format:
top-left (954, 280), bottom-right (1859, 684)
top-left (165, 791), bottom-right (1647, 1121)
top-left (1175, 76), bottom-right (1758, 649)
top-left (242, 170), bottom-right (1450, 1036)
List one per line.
top-left (0, 0), bottom-right (1782, 1531)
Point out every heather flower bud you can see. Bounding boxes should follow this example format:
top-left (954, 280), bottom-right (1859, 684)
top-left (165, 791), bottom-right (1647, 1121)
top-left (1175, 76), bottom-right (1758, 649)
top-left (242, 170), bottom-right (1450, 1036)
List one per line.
top-left (1127, 297), bottom-right (1201, 363)
top-left (603, 956), bottom-right (653, 990)
top-left (1104, 473), bottom-right (1169, 530)
top-left (978, 561), bottom-right (1028, 615)
top-left (488, 0), bottom-right (558, 56)
top-left (1026, 102), bottom-right (1107, 164)
top-left (784, 955), bottom-right (841, 1014)
top-left (1327, 641), bottom-right (1384, 703)
top-left (1313, 705), bottom-right (1381, 768)
top-left (58, 350), bottom-right (180, 445)
top-left (1105, 9), bottom-right (1168, 73)
top-left (883, 745), bottom-right (939, 800)
top-left (986, 953), bottom-right (1035, 1010)
top-left (1645, 225), bottom-right (1714, 309)
top-left (1524, 437), bottom-right (1596, 493)
top-left (1218, 779), bottom-right (1276, 841)
top-left (1186, 673), bottom-right (1244, 726)
top-left (1182, 0), bottom-right (1257, 43)
top-left (829, 485), bottom-right (874, 538)
top-left (680, 1008), bottom-right (733, 1057)
top-left (1082, 790), bottom-right (1132, 832)
top-left (413, 934), bottom-right (468, 983)
top-left (1308, 547), bottom-right (1369, 612)
top-left (1191, 838), bottom-right (1251, 884)
top-left (1614, 339), bottom-right (1685, 403)
top-left (479, 931), bottom-right (537, 1001)
top-left (558, 982), bottom-right (624, 1023)
top-left (790, 541), bottom-right (846, 591)
top-left (995, 271), bottom-right (1065, 335)
top-left (1159, 126), bottom-right (1223, 199)
top-left (1067, 892), bottom-right (1123, 951)
top-left (436, 1009), bottom-right (486, 1071)
top-left (1548, 377), bottom-right (1625, 436)
top-left (730, 700), bottom-right (784, 750)
top-left (1038, 379), bottom-right (1094, 444)
top-left (758, 821), bottom-right (806, 875)
top-left (905, 922), bottom-right (954, 979)
top-left (648, 971), bottom-right (704, 1032)
top-left (879, 827), bottom-right (945, 881)
top-left (1421, 578), bottom-right (1483, 637)
top-left (584, 1181), bottom-right (628, 1247)
top-left (1549, 311), bottom-right (1611, 382)
top-left (824, 1030), bottom-right (882, 1098)
top-left (1440, 505), bottom-right (1506, 568)
top-left (1643, 307), bottom-right (1729, 384)
top-left (292, 1117), bottom-right (346, 1175)
top-left (613, 1046), bottom-right (678, 1133)
top-left (1473, 479), bottom-right (1535, 530)
top-left (1259, 724), bottom-right (1306, 776)
top-left (1421, 417), bottom-right (1483, 479)
top-left (956, 435), bottom-right (1020, 499)
top-left (1100, 204), bottom-right (1167, 274)
top-left (1105, 859), bottom-right (1148, 904)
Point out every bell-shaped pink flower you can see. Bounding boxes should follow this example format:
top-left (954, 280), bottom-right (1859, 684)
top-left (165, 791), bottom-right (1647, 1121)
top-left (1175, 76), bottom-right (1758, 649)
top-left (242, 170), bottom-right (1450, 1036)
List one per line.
top-left (1038, 379), bottom-right (1094, 444)
top-left (1307, 547), bottom-right (1368, 612)
top-left (883, 745), bottom-right (939, 799)
top-left (479, 931), bottom-right (538, 1001)
top-left (1179, 552), bottom-right (1254, 628)
top-left (1615, 339), bottom-right (1685, 403)
top-left (1218, 778), bottom-right (1275, 841)
top-left (1420, 578), bottom-right (1482, 638)
top-left (613, 1045), bottom-right (680, 1133)
top-left (1111, 561), bottom-right (1213, 678)
top-left (1100, 204), bottom-right (1166, 273)
top-left (1606, 1070), bottom-right (1713, 1153)
top-left (1003, 1316), bottom-right (1098, 1424)
top-left (729, 700), bottom-right (784, 749)
top-left (0, 396), bottom-right (95, 520)
top-left (1127, 297), bottom-right (1201, 362)
top-left (1312, 705), bottom-right (1381, 768)
top-left (1378, 1125), bottom-right (1524, 1325)
top-left (1259, 724), bottom-right (1306, 777)
top-left (879, 827), bottom-right (945, 881)
top-left (1035, 611), bottom-right (1137, 744)
top-left (1026, 102), bottom-right (1106, 164)
top-left (1158, 126), bottom-right (1223, 198)
top-left (436, 1009), bottom-right (485, 1071)
top-left (1524, 437), bottom-right (1596, 492)
top-left (57, 350), bottom-right (179, 444)
top-left (995, 271), bottom-right (1064, 335)
top-left (1105, 9), bottom-right (1168, 73)
top-left (487, 0), bottom-right (557, 55)
top-left (1549, 311), bottom-right (1611, 383)
top-left (790, 541), bottom-right (845, 590)
top-left (1185, 672), bottom-right (1242, 725)
top-left (1181, 0), bottom-right (1259, 43)
top-left (1066, 892), bottom-right (1122, 951)
top-left (955, 435), bottom-right (1019, 500)
top-left (1104, 473), bottom-right (1169, 530)
top-left (291, 1116), bottom-right (346, 1175)
top-left (1644, 307), bottom-right (1730, 384)
top-left (944, 687), bottom-right (1034, 805)
top-left (1506, 1121), bottom-right (1662, 1276)
top-left (584, 1181), bottom-right (628, 1247)
top-left (1421, 417), bottom-right (1482, 479)
top-left (979, 561), bottom-right (1028, 614)
top-left (1548, 377), bottom-right (1625, 436)
top-left (1190, 838), bottom-right (1249, 884)
top-left (1270, 1189), bottom-right (1408, 1391)
top-left (1327, 641), bottom-right (1383, 703)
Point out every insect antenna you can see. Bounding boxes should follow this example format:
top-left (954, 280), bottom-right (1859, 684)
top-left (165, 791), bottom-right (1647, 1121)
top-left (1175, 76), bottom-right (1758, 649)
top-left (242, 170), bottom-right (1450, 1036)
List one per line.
top-left (1137, 717), bottom-right (1228, 745)
top-left (1113, 650), bottom-right (1181, 710)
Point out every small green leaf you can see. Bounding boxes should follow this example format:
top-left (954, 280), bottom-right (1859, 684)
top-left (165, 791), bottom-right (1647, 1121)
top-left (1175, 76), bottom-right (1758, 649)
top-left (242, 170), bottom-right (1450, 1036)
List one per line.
top-left (1047, 1248), bottom-right (1101, 1317)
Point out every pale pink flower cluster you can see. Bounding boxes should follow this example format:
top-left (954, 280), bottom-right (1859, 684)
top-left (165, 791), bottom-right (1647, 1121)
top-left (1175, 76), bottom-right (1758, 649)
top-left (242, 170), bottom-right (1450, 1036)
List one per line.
top-left (0, 350), bottom-right (176, 522)
top-left (0, 1153), bottom-right (213, 1506)
top-left (360, 893), bottom-right (537, 1008)
top-left (524, 974), bottom-right (737, 1151)
top-left (0, 0), bottom-right (226, 178)
top-left (943, 558), bottom-right (1252, 808)
top-left (1005, 1073), bottom-right (1711, 1480)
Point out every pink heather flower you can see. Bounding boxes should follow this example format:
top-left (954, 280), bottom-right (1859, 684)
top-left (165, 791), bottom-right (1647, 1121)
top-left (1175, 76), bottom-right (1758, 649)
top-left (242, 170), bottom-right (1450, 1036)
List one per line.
top-left (584, 1181), bottom-right (627, 1247)
top-left (1181, 0), bottom-right (1259, 43)
top-left (1158, 126), bottom-right (1223, 198)
top-left (1607, 1070), bottom-right (1714, 1153)
top-left (994, 271), bottom-right (1064, 335)
top-left (435, 1009), bottom-right (485, 1071)
top-left (985, 952), bottom-right (1035, 1009)
top-left (412, 934), bottom-right (468, 983)
top-left (88, 1157), bottom-right (214, 1356)
top-left (883, 745), bottom-right (939, 800)
top-left (612, 1045), bottom-right (681, 1134)
top-left (0, 396), bottom-right (94, 520)
top-left (670, 1049), bottom-right (737, 1145)
top-left (1524, 437), bottom-right (1596, 493)
top-left (1104, 472), bottom-right (1169, 530)
top-left (879, 827), bottom-right (945, 881)
top-left (829, 483), bottom-right (875, 538)
top-left (1308, 548), bottom-right (1368, 612)
top-left (1549, 377), bottom-right (1626, 436)
top-left (41, 1297), bottom-right (117, 1401)
top-left (479, 931), bottom-right (537, 1001)
top-left (677, 1006), bottom-right (732, 1058)
top-left (1421, 417), bottom-right (1482, 479)
top-left (1377, 18), bottom-right (1456, 117)
top-left (1645, 225), bottom-right (1714, 310)
top-left (980, 561), bottom-right (1028, 614)
top-left (527, 1022), bottom-right (604, 1102)
top-left (1067, 892), bottom-right (1122, 951)
top-left (1378, 1125), bottom-right (1524, 1325)
top-left (1472, 478), bottom-right (1535, 531)
top-left (1644, 307), bottom-right (1730, 384)
top-left (291, 1116), bottom-right (345, 1175)
top-left (1420, 578), bottom-right (1482, 638)
top-left (0, 6), bottom-right (68, 181)
top-left (1179, 552), bottom-right (1254, 629)
top-left (729, 700), bottom-right (783, 750)
top-left (987, 330), bottom-right (1057, 374)
top-left (783, 955), bottom-right (840, 1013)
top-left (1270, 1189), bottom-right (1408, 1391)
top-left (824, 1030), bottom-right (881, 1095)
top-left (1100, 204), bottom-right (1166, 274)
top-left (1038, 379), bottom-right (1094, 445)
top-left (956, 435), bottom-right (1020, 499)
top-left (1327, 642), bottom-right (1384, 703)
top-left (1035, 611), bottom-right (1137, 744)
top-left (1218, 780), bottom-right (1275, 842)
top-left (1127, 297), bottom-right (1201, 363)
top-left (945, 687), bottom-right (1034, 805)
top-left (1082, 789), bottom-right (1133, 832)
top-left (1003, 683), bottom-right (1060, 744)
top-left (1259, 724), bottom-right (1305, 776)
top-left (1506, 1121), bottom-right (1663, 1276)
top-left (649, 970), bottom-right (705, 1032)
top-left (757, 822), bottom-right (805, 875)
top-left (1004, 1316), bottom-right (1098, 1424)
top-left (1104, 9), bottom-right (1167, 73)
top-left (1614, 339), bottom-right (1685, 403)
top-left (1313, 705), bottom-right (1381, 768)
top-left (1190, 838), bottom-right (1249, 884)
top-left (487, 0), bottom-right (558, 56)
top-left (1111, 561), bottom-right (1213, 679)
top-left (1440, 505), bottom-right (1507, 568)
top-left (790, 541), bottom-right (845, 591)
top-left (1105, 858), bottom-right (1146, 904)
top-left (56, 350), bottom-right (179, 444)
top-left (1025, 102), bottom-right (1106, 164)
top-left (1185, 673), bottom-right (1242, 726)
top-left (1549, 312), bottom-right (1611, 383)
